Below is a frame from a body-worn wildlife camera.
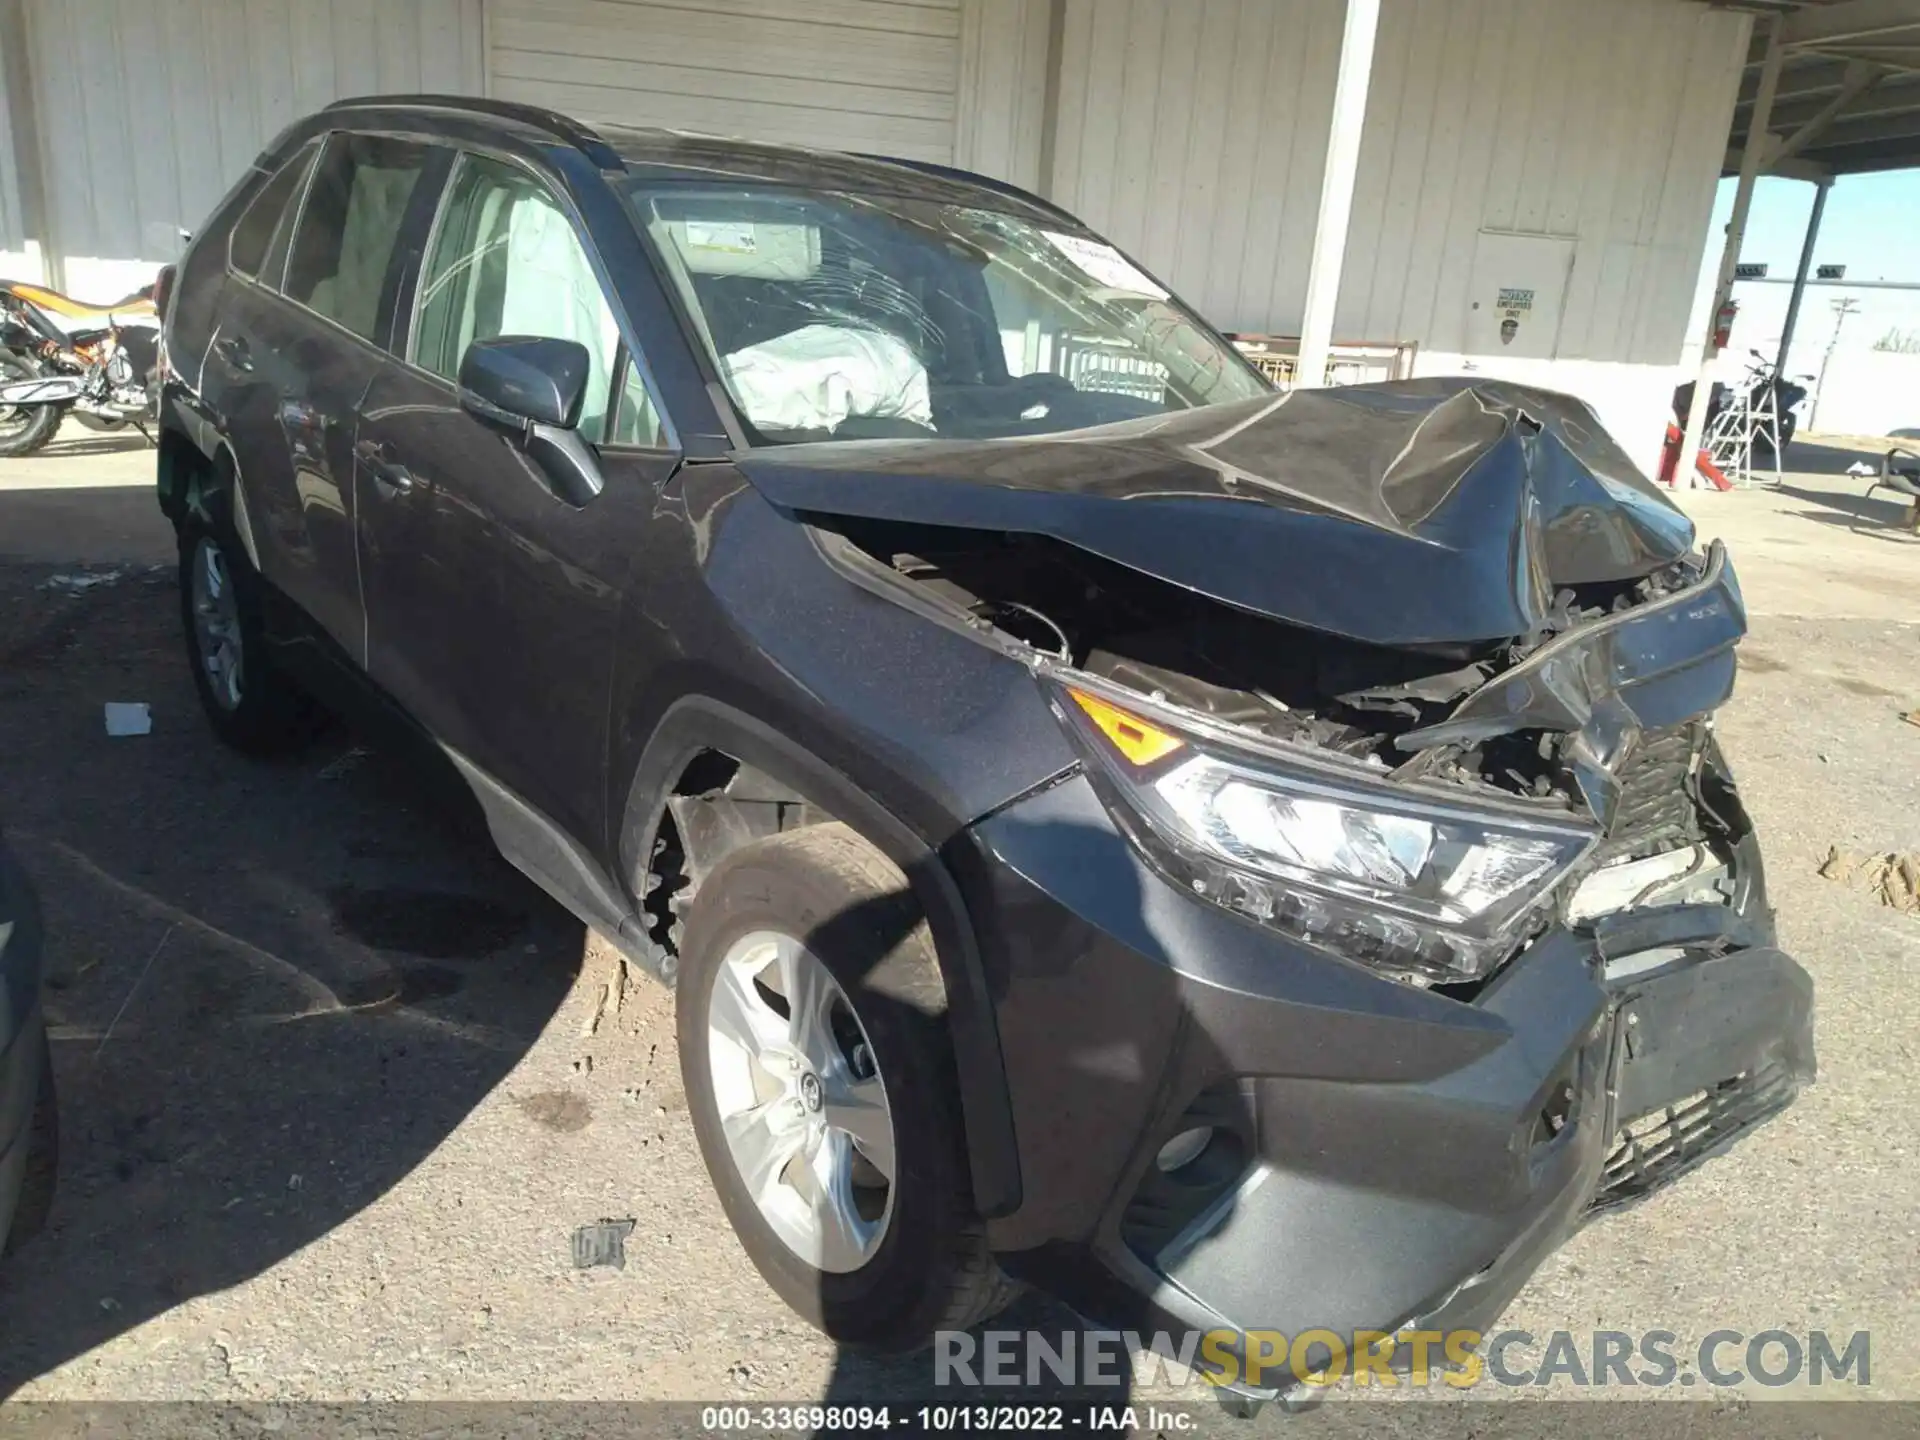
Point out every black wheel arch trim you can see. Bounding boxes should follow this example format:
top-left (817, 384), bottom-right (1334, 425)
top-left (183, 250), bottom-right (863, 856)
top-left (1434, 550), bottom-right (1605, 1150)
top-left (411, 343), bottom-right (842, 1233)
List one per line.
top-left (619, 694), bottom-right (1023, 1220)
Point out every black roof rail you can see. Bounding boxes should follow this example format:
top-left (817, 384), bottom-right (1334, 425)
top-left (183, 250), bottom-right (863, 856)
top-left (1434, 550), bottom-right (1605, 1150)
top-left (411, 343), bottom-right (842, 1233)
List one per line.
top-left (853, 153), bottom-right (1080, 226)
top-left (322, 94), bottom-right (624, 170)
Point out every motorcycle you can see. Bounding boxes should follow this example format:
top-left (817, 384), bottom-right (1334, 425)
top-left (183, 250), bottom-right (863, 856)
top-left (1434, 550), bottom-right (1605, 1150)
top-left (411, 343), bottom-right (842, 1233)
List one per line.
top-left (0, 278), bottom-right (161, 458)
top-left (1671, 350), bottom-right (1811, 461)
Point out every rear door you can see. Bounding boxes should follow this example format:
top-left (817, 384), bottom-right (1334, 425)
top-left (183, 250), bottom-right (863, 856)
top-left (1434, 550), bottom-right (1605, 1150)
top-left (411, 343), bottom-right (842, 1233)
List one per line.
top-left (188, 139), bottom-right (318, 553)
top-left (206, 132), bottom-right (443, 660)
top-left (357, 150), bottom-right (678, 851)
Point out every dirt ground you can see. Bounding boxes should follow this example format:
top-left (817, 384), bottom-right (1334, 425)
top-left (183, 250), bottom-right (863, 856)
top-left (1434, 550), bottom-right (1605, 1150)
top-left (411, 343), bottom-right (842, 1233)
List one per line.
top-left (0, 423), bottom-right (1916, 1411)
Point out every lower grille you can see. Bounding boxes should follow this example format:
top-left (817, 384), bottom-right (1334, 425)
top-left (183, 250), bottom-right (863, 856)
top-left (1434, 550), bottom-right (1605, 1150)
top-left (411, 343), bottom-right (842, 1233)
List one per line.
top-left (1591, 1059), bottom-right (1795, 1212)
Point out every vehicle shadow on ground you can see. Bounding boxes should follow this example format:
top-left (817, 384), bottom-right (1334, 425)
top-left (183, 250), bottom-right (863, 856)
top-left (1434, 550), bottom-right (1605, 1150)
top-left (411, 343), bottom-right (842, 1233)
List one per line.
top-left (0, 549), bottom-right (582, 1396)
top-left (0, 484), bottom-right (178, 568)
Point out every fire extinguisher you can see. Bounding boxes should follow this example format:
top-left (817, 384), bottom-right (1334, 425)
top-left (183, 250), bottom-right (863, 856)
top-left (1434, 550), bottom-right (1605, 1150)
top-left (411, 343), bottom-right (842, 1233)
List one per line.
top-left (1712, 299), bottom-right (1739, 351)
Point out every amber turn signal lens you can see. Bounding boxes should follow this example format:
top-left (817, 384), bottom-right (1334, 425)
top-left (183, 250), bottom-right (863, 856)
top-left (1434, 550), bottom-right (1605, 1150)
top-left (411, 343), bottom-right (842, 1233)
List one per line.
top-left (1067, 688), bottom-right (1184, 767)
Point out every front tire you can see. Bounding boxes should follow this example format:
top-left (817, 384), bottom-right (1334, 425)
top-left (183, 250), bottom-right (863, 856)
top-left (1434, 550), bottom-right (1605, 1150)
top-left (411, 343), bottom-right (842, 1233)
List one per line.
top-left (1754, 411), bottom-right (1796, 463)
top-left (177, 520), bottom-right (317, 754)
top-left (0, 353), bottom-right (62, 458)
top-left (676, 823), bottom-right (1014, 1349)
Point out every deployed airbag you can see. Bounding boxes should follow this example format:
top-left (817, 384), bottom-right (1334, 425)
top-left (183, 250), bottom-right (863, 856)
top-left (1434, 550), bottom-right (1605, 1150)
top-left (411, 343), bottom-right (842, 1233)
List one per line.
top-left (723, 323), bottom-right (932, 435)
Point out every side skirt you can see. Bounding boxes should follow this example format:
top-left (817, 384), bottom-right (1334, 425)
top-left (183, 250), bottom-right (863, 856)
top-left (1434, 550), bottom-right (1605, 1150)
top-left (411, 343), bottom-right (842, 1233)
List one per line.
top-left (439, 745), bottom-right (661, 975)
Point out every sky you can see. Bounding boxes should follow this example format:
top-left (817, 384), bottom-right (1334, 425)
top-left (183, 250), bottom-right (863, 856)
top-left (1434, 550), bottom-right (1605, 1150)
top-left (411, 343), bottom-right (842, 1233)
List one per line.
top-left (1734, 169), bottom-right (1920, 284)
top-left (1705, 168), bottom-right (1920, 376)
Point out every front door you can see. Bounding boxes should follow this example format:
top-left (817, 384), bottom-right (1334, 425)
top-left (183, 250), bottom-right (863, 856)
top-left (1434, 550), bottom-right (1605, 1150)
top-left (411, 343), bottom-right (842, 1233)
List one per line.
top-left (357, 151), bottom-right (678, 852)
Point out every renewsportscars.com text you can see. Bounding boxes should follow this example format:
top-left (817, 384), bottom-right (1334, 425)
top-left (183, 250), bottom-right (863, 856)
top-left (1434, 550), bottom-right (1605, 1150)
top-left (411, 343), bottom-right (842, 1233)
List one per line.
top-left (934, 1327), bottom-right (1872, 1390)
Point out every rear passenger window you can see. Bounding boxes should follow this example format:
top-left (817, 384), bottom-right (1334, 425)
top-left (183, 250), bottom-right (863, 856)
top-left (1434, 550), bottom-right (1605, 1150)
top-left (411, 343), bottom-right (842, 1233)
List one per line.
top-left (413, 154), bottom-right (624, 443)
top-left (285, 134), bottom-right (431, 343)
top-left (229, 143), bottom-right (318, 281)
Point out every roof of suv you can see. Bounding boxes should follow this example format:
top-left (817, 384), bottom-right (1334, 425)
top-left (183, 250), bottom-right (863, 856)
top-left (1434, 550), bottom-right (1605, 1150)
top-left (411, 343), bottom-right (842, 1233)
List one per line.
top-left (319, 94), bottom-right (1073, 226)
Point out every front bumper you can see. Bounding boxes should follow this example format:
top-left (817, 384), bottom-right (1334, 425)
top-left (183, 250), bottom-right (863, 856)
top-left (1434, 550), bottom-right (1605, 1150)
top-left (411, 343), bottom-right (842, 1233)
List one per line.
top-left (955, 773), bottom-right (1813, 1390)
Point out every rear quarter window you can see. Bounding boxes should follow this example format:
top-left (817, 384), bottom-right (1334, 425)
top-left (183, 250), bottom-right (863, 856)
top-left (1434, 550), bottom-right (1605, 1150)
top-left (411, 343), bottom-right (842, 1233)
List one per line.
top-left (227, 142), bottom-right (320, 282)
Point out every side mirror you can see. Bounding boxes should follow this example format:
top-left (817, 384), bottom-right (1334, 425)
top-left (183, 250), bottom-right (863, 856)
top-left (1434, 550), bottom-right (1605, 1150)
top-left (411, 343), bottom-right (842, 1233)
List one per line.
top-left (458, 335), bottom-right (591, 430)
top-left (457, 336), bottom-right (603, 506)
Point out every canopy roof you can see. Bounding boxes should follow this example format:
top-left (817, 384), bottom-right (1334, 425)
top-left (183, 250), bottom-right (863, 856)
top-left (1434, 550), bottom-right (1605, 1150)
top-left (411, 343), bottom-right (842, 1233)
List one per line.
top-left (1724, 0), bottom-right (1920, 177)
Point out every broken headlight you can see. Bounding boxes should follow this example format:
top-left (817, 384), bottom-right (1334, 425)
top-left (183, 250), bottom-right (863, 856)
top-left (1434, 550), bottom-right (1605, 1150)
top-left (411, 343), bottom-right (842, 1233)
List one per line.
top-left (1057, 684), bottom-right (1597, 983)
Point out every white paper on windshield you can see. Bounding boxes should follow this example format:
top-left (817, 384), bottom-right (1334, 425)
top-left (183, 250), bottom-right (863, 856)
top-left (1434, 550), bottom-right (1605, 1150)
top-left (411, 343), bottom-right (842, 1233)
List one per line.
top-left (721, 324), bottom-right (932, 434)
top-left (1042, 231), bottom-right (1168, 299)
top-left (685, 220), bottom-right (759, 255)
top-left (668, 218), bottom-right (820, 279)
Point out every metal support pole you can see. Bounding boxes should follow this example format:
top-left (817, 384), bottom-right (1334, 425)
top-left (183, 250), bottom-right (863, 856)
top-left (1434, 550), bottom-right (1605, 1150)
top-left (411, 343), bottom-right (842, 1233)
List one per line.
top-left (1294, 0), bottom-right (1380, 390)
top-left (1776, 176), bottom-right (1831, 374)
top-left (1677, 14), bottom-right (1783, 481)
top-left (1810, 295), bottom-right (1860, 432)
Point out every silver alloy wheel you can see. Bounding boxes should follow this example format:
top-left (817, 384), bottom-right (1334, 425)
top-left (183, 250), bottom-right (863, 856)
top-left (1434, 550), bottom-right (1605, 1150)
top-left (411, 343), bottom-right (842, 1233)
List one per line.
top-left (190, 536), bottom-right (244, 712)
top-left (706, 930), bottom-right (895, 1273)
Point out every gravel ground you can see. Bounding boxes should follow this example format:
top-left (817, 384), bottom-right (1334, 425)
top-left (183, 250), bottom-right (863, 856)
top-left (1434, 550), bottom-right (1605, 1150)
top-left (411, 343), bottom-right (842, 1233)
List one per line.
top-left (0, 428), bottom-right (1916, 1418)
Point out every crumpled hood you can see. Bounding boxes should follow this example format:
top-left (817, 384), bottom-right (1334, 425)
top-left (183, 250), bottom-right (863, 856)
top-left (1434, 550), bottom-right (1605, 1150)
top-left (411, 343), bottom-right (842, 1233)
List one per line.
top-left (733, 378), bottom-right (1698, 646)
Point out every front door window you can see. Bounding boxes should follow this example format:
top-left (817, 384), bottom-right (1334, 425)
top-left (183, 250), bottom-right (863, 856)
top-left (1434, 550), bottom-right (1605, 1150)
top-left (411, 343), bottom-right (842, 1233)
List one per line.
top-left (413, 156), bottom-right (625, 443)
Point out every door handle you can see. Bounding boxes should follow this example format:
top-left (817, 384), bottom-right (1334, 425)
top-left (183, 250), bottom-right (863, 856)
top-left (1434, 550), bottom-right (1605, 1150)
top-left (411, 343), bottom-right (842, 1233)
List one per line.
top-left (354, 436), bottom-right (415, 495)
top-left (212, 334), bottom-right (252, 373)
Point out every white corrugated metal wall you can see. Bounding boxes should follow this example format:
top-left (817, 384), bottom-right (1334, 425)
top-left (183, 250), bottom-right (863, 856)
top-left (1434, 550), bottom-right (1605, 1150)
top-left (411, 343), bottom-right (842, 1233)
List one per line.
top-left (954, 0), bottom-right (1053, 193)
top-left (1337, 0), bottom-right (1747, 363)
top-left (16, 0), bottom-right (484, 300)
top-left (1050, 0), bottom-right (1344, 338)
top-left (1049, 0), bottom-right (1746, 354)
top-left (1042, 0), bottom-right (1748, 455)
top-left (1357, 0), bottom-right (1748, 458)
top-left (487, 0), bottom-right (965, 163)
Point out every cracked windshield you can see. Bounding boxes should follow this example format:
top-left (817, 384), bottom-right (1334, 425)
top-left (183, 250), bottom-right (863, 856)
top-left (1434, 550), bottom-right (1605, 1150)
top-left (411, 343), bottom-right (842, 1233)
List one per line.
top-left (626, 184), bottom-right (1271, 443)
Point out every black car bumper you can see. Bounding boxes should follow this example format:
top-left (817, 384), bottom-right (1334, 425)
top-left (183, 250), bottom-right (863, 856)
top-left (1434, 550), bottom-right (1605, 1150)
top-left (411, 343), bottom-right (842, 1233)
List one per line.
top-left (0, 836), bottom-right (48, 1252)
top-left (957, 773), bottom-right (1813, 1392)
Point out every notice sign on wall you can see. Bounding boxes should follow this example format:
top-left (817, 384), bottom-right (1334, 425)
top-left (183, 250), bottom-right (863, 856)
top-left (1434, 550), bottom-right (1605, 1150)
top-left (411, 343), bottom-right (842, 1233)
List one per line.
top-left (1467, 230), bottom-right (1576, 360)
top-left (1496, 288), bottom-right (1534, 345)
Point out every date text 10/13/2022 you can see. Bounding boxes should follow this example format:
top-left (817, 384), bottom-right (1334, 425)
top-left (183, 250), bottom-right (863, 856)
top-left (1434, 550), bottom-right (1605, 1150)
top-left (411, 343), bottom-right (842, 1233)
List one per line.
top-left (700, 1406), bottom-right (1195, 1434)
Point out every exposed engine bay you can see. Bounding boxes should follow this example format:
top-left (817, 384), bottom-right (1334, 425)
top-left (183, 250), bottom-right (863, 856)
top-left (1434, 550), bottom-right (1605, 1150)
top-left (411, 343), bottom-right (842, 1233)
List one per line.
top-left (815, 514), bottom-right (1749, 890)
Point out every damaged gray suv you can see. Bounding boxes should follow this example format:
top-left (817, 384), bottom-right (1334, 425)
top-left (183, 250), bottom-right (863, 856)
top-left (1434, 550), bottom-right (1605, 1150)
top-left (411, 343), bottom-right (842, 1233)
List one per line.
top-left (155, 97), bottom-right (1813, 1393)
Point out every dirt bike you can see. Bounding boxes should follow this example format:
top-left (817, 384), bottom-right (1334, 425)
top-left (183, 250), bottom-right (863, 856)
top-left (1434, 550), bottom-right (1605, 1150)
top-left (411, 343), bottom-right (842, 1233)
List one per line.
top-left (0, 278), bottom-right (161, 457)
top-left (1671, 351), bottom-right (1811, 462)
